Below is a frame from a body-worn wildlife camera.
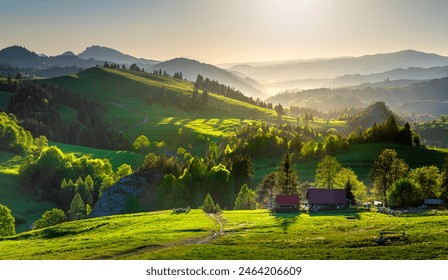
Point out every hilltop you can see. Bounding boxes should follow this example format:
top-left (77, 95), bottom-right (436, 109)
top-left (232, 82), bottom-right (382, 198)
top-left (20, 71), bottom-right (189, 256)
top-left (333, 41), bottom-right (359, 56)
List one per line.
top-left (348, 102), bottom-right (400, 130)
top-left (78, 45), bottom-right (160, 68)
top-left (151, 57), bottom-right (267, 99)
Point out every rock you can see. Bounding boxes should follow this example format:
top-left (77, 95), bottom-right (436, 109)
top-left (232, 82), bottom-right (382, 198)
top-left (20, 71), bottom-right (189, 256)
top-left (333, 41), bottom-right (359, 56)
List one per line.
top-left (90, 175), bottom-right (147, 218)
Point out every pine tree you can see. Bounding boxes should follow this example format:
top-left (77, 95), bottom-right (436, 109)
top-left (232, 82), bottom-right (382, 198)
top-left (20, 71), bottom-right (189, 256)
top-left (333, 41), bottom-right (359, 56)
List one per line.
top-left (345, 178), bottom-right (355, 205)
top-left (276, 151), bottom-right (299, 195)
top-left (68, 193), bottom-right (85, 220)
top-left (315, 155), bottom-right (342, 189)
top-left (234, 184), bottom-right (256, 210)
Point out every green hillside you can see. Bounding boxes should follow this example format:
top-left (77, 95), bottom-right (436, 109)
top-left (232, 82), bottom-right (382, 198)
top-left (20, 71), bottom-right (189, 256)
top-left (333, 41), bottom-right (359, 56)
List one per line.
top-left (0, 152), bottom-right (57, 233)
top-left (43, 67), bottom-right (289, 151)
top-left (1, 209), bottom-right (447, 260)
top-left (49, 141), bottom-right (145, 170)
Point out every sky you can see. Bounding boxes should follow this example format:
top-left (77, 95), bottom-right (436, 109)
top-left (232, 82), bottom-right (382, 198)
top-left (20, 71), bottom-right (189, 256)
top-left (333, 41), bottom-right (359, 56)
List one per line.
top-left (0, 0), bottom-right (447, 64)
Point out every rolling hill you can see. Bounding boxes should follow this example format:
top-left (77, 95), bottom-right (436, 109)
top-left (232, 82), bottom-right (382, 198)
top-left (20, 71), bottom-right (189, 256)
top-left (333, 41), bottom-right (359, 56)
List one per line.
top-left (266, 77), bottom-right (448, 117)
top-left (42, 67), bottom-right (282, 151)
top-left (151, 58), bottom-right (268, 99)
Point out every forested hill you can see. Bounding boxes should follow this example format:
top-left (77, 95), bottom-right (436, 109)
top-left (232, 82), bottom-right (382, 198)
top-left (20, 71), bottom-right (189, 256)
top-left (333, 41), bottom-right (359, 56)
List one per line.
top-left (38, 67), bottom-right (283, 151)
top-left (266, 77), bottom-right (448, 116)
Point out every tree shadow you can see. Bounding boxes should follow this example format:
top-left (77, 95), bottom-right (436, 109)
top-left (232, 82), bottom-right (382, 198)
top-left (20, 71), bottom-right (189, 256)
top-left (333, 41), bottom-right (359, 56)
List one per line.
top-left (271, 212), bottom-right (300, 233)
top-left (308, 208), bottom-right (361, 219)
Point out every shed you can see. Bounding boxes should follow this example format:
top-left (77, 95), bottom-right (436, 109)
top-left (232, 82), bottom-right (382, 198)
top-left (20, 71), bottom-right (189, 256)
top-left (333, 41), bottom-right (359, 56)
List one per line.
top-left (274, 195), bottom-right (300, 212)
top-left (424, 198), bottom-right (443, 208)
top-left (306, 188), bottom-right (346, 210)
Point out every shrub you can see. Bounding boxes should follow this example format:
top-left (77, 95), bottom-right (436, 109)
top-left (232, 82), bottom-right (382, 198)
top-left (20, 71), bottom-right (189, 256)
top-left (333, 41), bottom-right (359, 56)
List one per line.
top-left (0, 204), bottom-right (16, 236)
top-left (387, 178), bottom-right (422, 207)
top-left (34, 208), bottom-right (66, 230)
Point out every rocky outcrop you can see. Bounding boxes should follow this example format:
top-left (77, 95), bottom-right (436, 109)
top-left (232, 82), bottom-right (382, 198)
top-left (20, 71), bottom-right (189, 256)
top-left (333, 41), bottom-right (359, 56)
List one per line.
top-left (90, 175), bottom-right (147, 218)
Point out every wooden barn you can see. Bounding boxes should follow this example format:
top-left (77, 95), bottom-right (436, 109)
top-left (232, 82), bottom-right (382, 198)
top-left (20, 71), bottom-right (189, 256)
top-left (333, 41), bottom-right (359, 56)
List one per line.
top-left (274, 195), bottom-right (300, 212)
top-left (306, 188), bottom-right (346, 210)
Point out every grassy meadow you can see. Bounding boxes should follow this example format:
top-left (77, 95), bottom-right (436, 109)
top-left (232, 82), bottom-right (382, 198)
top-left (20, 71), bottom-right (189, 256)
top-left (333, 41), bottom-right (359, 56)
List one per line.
top-left (1, 209), bottom-right (446, 260)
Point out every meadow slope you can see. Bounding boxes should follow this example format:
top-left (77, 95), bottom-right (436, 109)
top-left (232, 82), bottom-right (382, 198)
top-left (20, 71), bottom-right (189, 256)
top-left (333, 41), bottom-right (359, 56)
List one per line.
top-left (1, 209), bottom-right (447, 260)
top-left (44, 67), bottom-right (291, 151)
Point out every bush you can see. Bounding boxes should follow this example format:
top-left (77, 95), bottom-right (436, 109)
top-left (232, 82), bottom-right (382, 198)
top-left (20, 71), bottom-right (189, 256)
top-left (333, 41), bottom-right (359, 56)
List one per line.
top-left (0, 204), bottom-right (16, 236)
top-left (387, 178), bottom-right (422, 207)
top-left (34, 208), bottom-right (66, 230)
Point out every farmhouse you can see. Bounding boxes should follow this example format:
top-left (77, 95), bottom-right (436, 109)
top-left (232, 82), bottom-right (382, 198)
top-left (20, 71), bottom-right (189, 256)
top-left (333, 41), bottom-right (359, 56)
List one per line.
top-left (306, 188), bottom-right (346, 210)
top-left (274, 195), bottom-right (300, 212)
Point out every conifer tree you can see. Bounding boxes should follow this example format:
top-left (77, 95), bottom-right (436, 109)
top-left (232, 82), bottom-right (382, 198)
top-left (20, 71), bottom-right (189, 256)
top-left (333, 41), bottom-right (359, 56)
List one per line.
top-left (276, 151), bottom-right (299, 195)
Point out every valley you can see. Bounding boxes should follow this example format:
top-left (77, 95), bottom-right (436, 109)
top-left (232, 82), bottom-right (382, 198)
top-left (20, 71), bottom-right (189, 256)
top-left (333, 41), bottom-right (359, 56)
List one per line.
top-left (0, 45), bottom-right (447, 260)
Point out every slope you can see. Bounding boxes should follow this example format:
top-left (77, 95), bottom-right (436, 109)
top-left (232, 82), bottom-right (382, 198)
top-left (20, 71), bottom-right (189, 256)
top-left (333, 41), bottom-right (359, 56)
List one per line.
top-left (1, 209), bottom-right (447, 260)
top-left (151, 58), bottom-right (267, 99)
top-left (43, 67), bottom-right (284, 151)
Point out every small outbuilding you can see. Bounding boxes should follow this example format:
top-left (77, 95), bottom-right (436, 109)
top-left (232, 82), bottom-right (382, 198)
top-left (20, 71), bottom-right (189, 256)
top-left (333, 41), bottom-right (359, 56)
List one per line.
top-left (274, 195), bottom-right (300, 212)
top-left (306, 188), bottom-right (346, 210)
top-left (423, 198), bottom-right (443, 208)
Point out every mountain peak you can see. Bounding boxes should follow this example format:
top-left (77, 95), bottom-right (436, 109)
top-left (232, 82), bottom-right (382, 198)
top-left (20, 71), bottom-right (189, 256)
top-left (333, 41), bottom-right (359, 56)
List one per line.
top-left (60, 51), bottom-right (76, 57)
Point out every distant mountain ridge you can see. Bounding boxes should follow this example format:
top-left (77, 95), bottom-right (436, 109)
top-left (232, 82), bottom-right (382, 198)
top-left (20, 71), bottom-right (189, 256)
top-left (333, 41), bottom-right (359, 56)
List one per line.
top-left (0, 45), bottom-right (99, 69)
top-left (230, 50), bottom-right (448, 88)
top-left (78, 45), bottom-right (160, 69)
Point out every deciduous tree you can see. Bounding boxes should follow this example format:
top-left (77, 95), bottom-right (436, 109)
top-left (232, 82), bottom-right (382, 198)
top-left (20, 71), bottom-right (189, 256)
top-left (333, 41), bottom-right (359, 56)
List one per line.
top-left (0, 204), bottom-right (15, 236)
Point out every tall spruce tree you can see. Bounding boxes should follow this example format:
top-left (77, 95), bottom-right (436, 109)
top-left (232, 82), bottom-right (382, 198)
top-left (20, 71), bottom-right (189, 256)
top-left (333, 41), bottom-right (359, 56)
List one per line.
top-left (276, 151), bottom-right (299, 195)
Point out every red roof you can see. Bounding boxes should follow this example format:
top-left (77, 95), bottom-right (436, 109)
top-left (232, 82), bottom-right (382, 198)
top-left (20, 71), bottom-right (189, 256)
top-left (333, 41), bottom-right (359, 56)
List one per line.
top-left (275, 195), bottom-right (300, 205)
top-left (306, 188), bottom-right (346, 205)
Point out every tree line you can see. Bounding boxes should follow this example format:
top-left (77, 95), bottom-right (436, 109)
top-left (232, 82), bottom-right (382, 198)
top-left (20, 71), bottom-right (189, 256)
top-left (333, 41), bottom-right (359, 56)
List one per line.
top-left (2, 81), bottom-right (129, 149)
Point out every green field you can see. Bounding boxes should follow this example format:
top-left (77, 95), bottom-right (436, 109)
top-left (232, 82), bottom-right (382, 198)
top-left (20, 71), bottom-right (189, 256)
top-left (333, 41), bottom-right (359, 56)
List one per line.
top-left (0, 152), bottom-right (57, 233)
top-left (1, 209), bottom-right (447, 260)
top-left (49, 141), bottom-right (145, 170)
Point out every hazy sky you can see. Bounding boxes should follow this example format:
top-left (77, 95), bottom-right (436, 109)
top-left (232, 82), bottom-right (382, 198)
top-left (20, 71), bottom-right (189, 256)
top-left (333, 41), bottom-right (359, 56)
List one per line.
top-left (1, 0), bottom-right (447, 63)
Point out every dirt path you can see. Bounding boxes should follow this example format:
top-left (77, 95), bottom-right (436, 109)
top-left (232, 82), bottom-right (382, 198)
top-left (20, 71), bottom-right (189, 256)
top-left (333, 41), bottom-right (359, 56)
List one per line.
top-left (110, 102), bottom-right (149, 134)
top-left (99, 213), bottom-right (226, 259)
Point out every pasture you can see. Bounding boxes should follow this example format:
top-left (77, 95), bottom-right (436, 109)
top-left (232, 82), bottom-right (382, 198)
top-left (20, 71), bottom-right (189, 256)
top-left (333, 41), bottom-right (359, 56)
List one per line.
top-left (1, 209), bottom-right (447, 260)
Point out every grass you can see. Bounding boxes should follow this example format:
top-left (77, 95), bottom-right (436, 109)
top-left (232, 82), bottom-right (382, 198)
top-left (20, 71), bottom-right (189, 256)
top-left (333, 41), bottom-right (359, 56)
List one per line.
top-left (49, 141), bottom-right (145, 170)
top-left (0, 210), bottom-right (216, 259)
top-left (1, 209), bottom-right (446, 260)
top-left (0, 152), bottom-right (57, 233)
